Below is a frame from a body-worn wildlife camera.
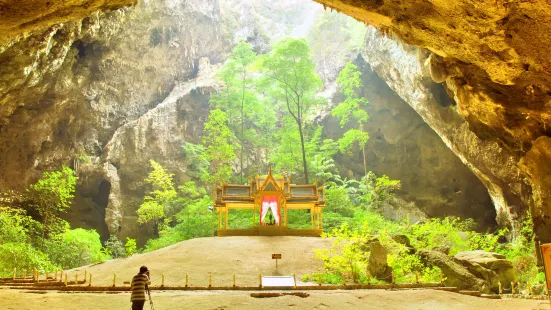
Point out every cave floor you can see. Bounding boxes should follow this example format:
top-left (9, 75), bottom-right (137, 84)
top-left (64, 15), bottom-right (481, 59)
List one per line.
top-left (0, 288), bottom-right (545, 310)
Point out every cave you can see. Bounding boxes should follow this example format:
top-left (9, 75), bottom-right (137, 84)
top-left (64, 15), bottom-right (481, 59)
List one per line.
top-left (93, 179), bottom-right (111, 210)
top-left (0, 0), bottom-right (546, 241)
top-left (0, 0), bottom-right (550, 307)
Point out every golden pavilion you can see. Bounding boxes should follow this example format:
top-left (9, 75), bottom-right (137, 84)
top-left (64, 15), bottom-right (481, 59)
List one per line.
top-left (214, 169), bottom-right (326, 236)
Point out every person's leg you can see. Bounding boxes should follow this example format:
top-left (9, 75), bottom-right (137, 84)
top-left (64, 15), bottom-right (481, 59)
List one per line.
top-left (132, 301), bottom-right (146, 310)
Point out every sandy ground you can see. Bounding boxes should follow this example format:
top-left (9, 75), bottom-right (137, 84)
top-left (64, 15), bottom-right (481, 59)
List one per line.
top-left (3, 237), bottom-right (547, 309)
top-left (66, 236), bottom-right (333, 287)
top-left (0, 288), bottom-right (546, 310)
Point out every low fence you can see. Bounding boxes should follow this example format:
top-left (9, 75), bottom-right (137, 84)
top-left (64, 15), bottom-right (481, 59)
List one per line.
top-left (0, 267), bottom-right (548, 300)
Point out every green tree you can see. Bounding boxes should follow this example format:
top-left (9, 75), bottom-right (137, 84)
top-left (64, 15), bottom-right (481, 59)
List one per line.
top-left (332, 62), bottom-right (370, 183)
top-left (27, 166), bottom-right (76, 246)
top-left (259, 38), bottom-right (323, 183)
top-left (137, 160), bottom-right (178, 236)
top-left (44, 228), bottom-right (107, 269)
top-left (201, 109), bottom-right (236, 184)
top-left (211, 42), bottom-right (258, 182)
top-left (125, 238), bottom-right (137, 257)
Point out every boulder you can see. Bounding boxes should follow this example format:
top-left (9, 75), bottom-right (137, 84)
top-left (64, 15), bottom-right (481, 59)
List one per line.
top-left (368, 239), bottom-right (393, 282)
top-left (418, 250), bottom-right (487, 293)
top-left (431, 246), bottom-right (451, 255)
top-left (392, 234), bottom-right (415, 254)
top-left (454, 251), bottom-right (516, 292)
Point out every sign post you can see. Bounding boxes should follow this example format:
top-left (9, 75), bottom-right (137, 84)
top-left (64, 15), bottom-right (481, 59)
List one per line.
top-left (539, 242), bottom-right (551, 309)
top-left (272, 254), bottom-right (282, 270)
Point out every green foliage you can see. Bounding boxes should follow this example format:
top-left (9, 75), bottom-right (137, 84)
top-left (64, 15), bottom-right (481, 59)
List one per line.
top-left (144, 195), bottom-right (214, 252)
top-left (258, 38), bottom-right (323, 183)
top-left (44, 228), bottom-right (107, 269)
top-left (125, 238), bottom-right (137, 257)
top-left (210, 42), bottom-right (260, 181)
top-left (0, 242), bottom-right (57, 273)
top-left (27, 166), bottom-right (76, 242)
top-left (309, 155), bottom-right (338, 183)
top-left (495, 211), bottom-right (538, 283)
top-left (359, 172), bottom-right (401, 210)
top-left (182, 142), bottom-right (209, 179)
top-left (338, 129), bottom-right (369, 155)
top-left (137, 160), bottom-right (179, 236)
top-left (0, 206), bottom-right (38, 244)
top-left (201, 109), bottom-right (236, 184)
top-left (0, 167), bottom-right (111, 272)
top-left (104, 235), bottom-right (126, 259)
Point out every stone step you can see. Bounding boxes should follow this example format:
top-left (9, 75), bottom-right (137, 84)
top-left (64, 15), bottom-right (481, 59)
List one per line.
top-left (480, 294), bottom-right (501, 299)
top-left (459, 290), bottom-right (481, 297)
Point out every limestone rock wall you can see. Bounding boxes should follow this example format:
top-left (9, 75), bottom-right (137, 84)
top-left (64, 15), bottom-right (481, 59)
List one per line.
top-left (326, 58), bottom-right (496, 228)
top-left (0, 0), bottom-right (137, 46)
top-left (315, 0), bottom-right (551, 242)
top-left (0, 0), bottom-right (226, 239)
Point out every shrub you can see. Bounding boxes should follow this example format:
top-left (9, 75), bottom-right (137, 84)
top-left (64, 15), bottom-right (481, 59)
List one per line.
top-left (45, 228), bottom-right (108, 269)
top-left (0, 242), bottom-right (57, 273)
top-left (104, 235), bottom-right (126, 259)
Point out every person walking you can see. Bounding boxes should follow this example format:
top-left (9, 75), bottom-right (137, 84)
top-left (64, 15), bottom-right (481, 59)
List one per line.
top-left (131, 266), bottom-right (151, 310)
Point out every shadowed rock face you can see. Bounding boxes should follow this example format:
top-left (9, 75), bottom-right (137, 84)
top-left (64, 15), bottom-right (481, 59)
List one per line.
top-left (326, 57), bottom-right (496, 228)
top-left (315, 0), bottom-right (551, 241)
top-left (0, 0), bottom-right (137, 46)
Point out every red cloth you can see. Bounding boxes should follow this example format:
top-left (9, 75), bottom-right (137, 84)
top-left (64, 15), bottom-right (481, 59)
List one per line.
top-left (260, 196), bottom-right (279, 225)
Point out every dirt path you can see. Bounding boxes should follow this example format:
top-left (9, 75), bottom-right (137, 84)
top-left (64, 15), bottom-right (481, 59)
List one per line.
top-left (0, 288), bottom-right (546, 310)
top-left (67, 236), bottom-right (333, 287)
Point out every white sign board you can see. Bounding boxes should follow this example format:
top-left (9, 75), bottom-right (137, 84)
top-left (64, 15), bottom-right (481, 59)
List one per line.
top-left (261, 276), bottom-right (295, 287)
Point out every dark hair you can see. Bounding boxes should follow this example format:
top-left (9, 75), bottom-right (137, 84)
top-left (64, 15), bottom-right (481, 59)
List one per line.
top-left (139, 266), bottom-right (149, 273)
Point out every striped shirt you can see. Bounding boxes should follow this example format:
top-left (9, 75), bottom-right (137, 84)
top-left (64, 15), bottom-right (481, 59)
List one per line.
top-left (130, 273), bottom-right (150, 302)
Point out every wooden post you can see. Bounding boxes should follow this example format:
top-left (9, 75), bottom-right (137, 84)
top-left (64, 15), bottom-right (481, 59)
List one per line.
top-left (391, 271), bottom-right (395, 284)
top-left (89, 273), bottom-right (92, 287)
top-left (259, 273), bottom-right (262, 288)
top-left (12, 268), bottom-right (16, 280)
top-left (75, 272), bottom-right (78, 284)
top-left (218, 209), bottom-right (222, 230)
top-left (113, 273), bottom-right (117, 287)
top-left (64, 273), bottom-right (68, 286)
top-left (511, 282), bottom-right (515, 294)
top-left (415, 271), bottom-right (419, 284)
top-left (498, 282), bottom-right (502, 295)
top-left (225, 208), bottom-right (229, 229)
top-left (528, 282), bottom-right (531, 295)
top-left (185, 273), bottom-right (189, 287)
top-left (293, 273), bottom-right (296, 288)
top-left (34, 268), bottom-right (37, 281)
top-left (84, 270), bottom-right (87, 283)
top-left (161, 273), bottom-right (165, 287)
top-left (232, 274), bottom-right (236, 287)
top-left (54, 270), bottom-right (58, 281)
top-left (208, 273), bottom-right (212, 287)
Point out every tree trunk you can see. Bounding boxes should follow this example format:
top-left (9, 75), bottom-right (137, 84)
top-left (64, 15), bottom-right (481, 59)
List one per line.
top-left (361, 124), bottom-right (368, 193)
top-left (297, 118), bottom-right (309, 184)
top-left (240, 82), bottom-right (246, 183)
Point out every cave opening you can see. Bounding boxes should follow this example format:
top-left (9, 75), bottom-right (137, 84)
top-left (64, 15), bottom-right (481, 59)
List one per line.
top-left (93, 179), bottom-right (111, 208)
